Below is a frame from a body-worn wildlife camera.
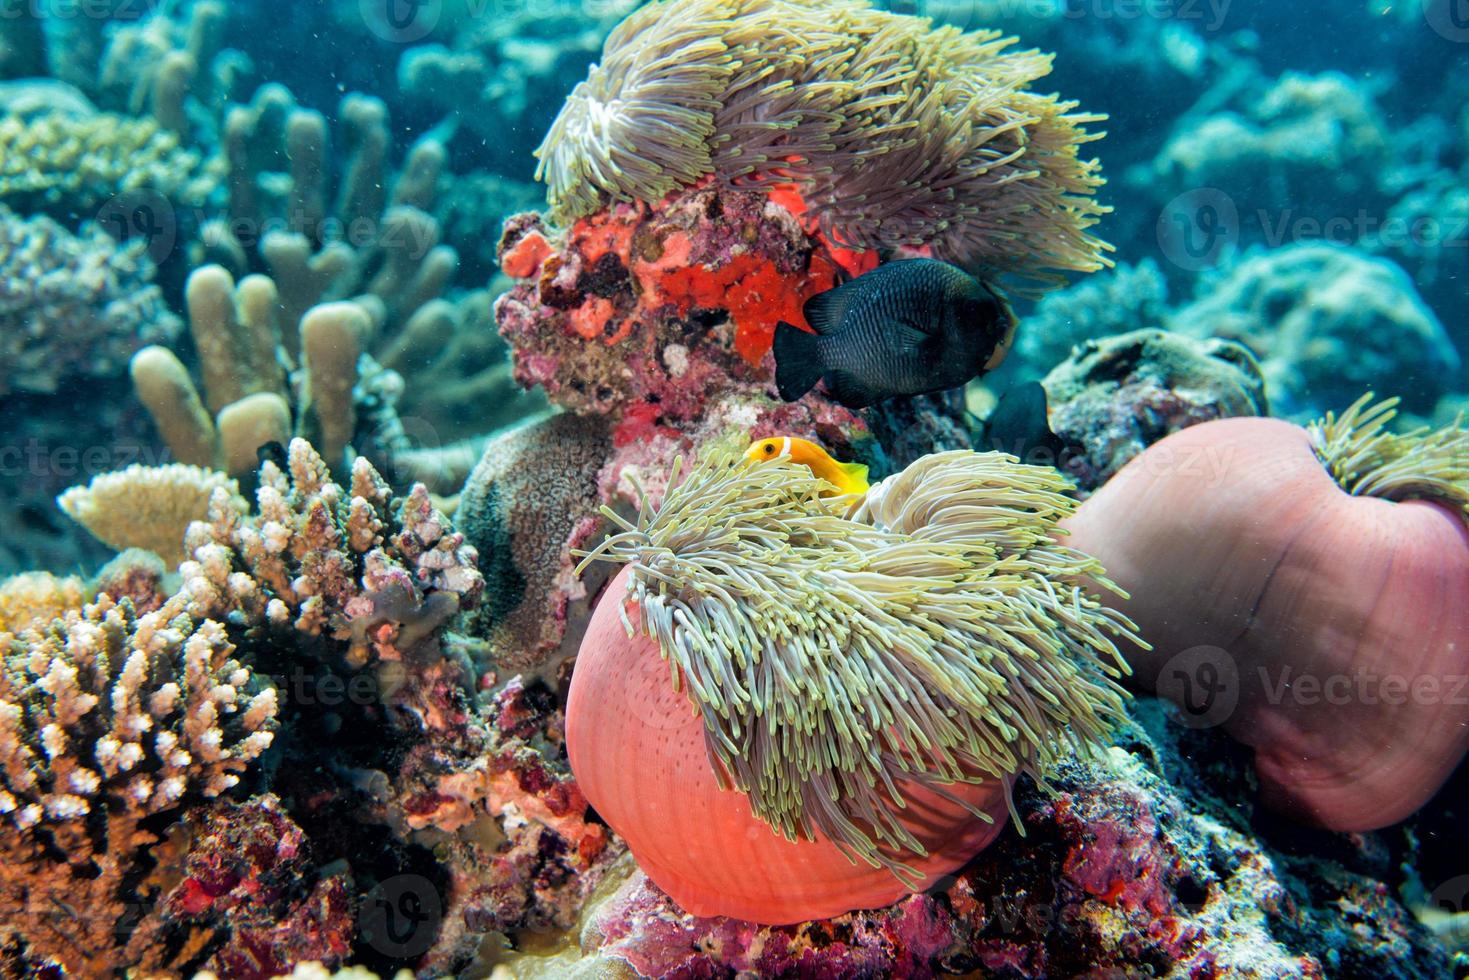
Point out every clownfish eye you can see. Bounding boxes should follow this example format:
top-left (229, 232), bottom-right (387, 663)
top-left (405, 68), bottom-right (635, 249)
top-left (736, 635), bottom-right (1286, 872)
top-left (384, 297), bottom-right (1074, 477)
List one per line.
top-left (763, 444), bottom-right (775, 454)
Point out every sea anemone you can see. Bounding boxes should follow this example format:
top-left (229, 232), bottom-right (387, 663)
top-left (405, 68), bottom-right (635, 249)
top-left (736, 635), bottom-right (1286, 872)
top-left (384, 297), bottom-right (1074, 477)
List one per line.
top-left (568, 447), bottom-right (1135, 922)
top-left (1061, 395), bottom-right (1469, 830)
top-left (535, 0), bottom-right (1109, 285)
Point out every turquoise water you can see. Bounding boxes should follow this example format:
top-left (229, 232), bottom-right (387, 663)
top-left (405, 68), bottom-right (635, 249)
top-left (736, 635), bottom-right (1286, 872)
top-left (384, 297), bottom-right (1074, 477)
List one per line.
top-left (0, 1), bottom-right (1466, 976)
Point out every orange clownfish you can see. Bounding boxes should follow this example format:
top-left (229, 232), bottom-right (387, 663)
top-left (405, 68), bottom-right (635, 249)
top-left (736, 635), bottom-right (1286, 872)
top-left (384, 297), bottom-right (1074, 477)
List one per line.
top-left (744, 436), bottom-right (870, 497)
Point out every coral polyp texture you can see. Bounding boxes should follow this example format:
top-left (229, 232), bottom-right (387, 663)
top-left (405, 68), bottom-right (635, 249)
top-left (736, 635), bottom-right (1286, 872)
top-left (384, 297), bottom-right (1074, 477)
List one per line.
top-left (575, 448), bottom-right (1137, 878)
top-left (58, 463), bottom-right (244, 568)
top-left (0, 590), bottom-right (278, 974)
top-left (536, 0), bottom-right (1110, 283)
top-left (0, 204), bottom-right (180, 397)
top-left (178, 439), bottom-right (484, 667)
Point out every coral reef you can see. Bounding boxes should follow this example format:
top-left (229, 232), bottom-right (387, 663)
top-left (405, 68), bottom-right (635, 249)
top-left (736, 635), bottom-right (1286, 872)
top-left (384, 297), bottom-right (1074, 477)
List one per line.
top-left (1146, 71), bottom-right (1396, 210)
top-left (176, 439), bottom-right (483, 669)
top-left (1003, 259), bottom-right (1173, 381)
top-left (1173, 245), bottom-right (1460, 418)
top-left (1038, 328), bottom-right (1269, 492)
top-left (133, 261), bottom-right (537, 484)
top-left (58, 463), bottom-right (243, 568)
top-left (396, 0), bottom-right (639, 178)
top-left (0, 109), bottom-right (220, 215)
top-left (504, 699), bottom-right (1450, 978)
top-left (0, 572), bottom-right (86, 634)
top-left (163, 795), bottom-right (356, 977)
top-left (496, 186), bottom-right (851, 411)
top-left (0, 204), bottom-right (180, 397)
top-left (0, 590), bottom-right (278, 974)
top-left (537, 0), bottom-right (1110, 283)
top-left (457, 414), bottom-right (612, 679)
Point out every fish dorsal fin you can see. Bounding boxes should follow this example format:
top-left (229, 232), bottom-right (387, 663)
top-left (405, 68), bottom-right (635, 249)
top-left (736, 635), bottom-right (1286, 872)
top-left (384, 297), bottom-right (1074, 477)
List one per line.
top-left (802, 283), bottom-right (856, 335)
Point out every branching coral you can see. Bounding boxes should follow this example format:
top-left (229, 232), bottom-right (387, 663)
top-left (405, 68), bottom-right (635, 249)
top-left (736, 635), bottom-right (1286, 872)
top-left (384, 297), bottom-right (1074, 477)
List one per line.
top-left (133, 261), bottom-right (534, 482)
top-left (0, 573), bottom-right (87, 634)
top-left (576, 447), bottom-right (1136, 876)
top-left (0, 591), bottom-right (278, 974)
top-left (58, 463), bottom-right (244, 568)
top-left (0, 204), bottom-right (180, 396)
top-left (209, 85), bottom-right (457, 334)
top-left (177, 438), bottom-right (484, 668)
top-left (536, 0), bottom-right (1110, 284)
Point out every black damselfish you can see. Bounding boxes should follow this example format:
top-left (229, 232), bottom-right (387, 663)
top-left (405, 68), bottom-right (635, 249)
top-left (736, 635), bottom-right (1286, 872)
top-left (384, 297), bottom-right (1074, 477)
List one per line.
top-left (772, 258), bottom-right (1016, 409)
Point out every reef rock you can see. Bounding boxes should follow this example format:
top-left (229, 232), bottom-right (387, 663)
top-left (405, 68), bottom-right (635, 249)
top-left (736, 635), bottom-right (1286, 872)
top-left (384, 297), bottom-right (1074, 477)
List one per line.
top-left (498, 698), bottom-right (1448, 979)
top-left (1173, 245), bottom-right (1460, 417)
top-left (1037, 328), bottom-right (1268, 492)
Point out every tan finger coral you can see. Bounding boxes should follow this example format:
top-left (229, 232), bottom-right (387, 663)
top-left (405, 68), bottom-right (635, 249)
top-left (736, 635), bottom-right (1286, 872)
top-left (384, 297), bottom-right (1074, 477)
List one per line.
top-left (536, 0), bottom-right (1110, 283)
top-left (57, 463), bottom-right (245, 568)
top-left (0, 592), bottom-right (277, 975)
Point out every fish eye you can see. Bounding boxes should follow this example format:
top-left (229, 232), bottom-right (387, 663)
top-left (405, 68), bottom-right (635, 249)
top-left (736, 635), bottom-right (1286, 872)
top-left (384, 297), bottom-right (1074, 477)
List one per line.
top-left (763, 444), bottom-right (775, 454)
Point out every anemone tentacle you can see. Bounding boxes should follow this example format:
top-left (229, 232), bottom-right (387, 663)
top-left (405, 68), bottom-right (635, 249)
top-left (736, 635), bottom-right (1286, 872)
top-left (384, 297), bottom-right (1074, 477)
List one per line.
top-left (576, 447), bottom-right (1137, 877)
top-left (535, 0), bottom-right (1110, 286)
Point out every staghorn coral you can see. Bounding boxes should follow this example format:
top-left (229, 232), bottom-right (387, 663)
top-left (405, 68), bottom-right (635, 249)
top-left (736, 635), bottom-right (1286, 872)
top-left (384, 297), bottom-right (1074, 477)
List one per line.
top-left (536, 0), bottom-right (1110, 285)
top-left (0, 204), bottom-right (180, 397)
top-left (0, 591), bottom-right (278, 975)
top-left (57, 463), bottom-right (244, 568)
top-left (177, 438), bottom-right (483, 669)
top-left (0, 109), bottom-right (219, 214)
top-left (575, 447), bottom-right (1137, 884)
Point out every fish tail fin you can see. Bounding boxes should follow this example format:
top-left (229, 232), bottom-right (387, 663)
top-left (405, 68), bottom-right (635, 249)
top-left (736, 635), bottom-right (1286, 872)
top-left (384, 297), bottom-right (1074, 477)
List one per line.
top-left (839, 461), bottom-right (870, 493)
top-left (773, 322), bottom-right (824, 402)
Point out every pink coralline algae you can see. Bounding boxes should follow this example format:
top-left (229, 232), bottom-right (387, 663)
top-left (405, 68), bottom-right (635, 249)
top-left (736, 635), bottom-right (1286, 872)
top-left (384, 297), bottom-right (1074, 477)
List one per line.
top-left (165, 796), bottom-right (355, 979)
top-left (494, 183), bottom-right (874, 428)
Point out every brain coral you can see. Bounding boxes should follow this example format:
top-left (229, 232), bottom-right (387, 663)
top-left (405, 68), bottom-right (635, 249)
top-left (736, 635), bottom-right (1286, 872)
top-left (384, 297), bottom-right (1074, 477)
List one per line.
top-left (458, 413), bottom-right (613, 677)
top-left (536, 0), bottom-right (1109, 284)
